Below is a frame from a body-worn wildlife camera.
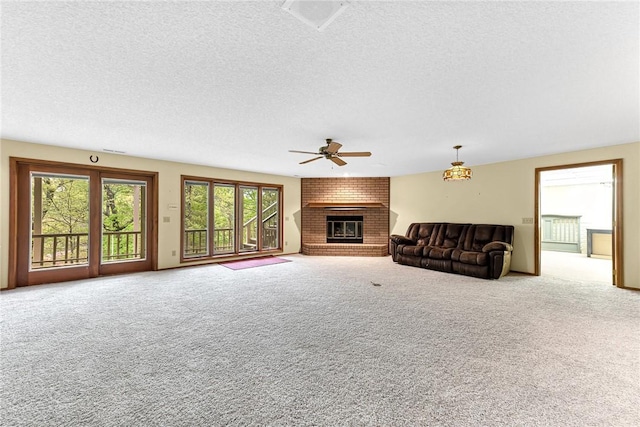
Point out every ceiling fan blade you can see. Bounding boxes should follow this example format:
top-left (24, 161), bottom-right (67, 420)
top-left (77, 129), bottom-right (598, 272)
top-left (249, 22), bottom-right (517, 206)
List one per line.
top-left (289, 150), bottom-right (320, 155)
top-left (300, 156), bottom-right (323, 165)
top-left (326, 141), bottom-right (342, 154)
top-left (337, 151), bottom-right (372, 157)
top-left (330, 156), bottom-right (347, 166)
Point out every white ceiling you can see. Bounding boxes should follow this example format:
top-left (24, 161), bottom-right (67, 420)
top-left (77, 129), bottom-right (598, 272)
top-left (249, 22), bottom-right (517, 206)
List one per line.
top-left (2, 1), bottom-right (638, 178)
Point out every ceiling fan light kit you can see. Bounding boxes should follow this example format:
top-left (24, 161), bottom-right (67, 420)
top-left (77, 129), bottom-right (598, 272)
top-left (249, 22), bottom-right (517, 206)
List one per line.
top-left (281, 0), bottom-right (350, 32)
top-left (443, 145), bottom-right (472, 181)
top-left (289, 138), bottom-right (371, 167)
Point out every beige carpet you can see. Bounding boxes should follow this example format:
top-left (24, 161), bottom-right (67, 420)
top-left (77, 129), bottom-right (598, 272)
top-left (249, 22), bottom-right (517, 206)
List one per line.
top-left (1, 255), bottom-right (638, 426)
top-left (541, 250), bottom-right (612, 283)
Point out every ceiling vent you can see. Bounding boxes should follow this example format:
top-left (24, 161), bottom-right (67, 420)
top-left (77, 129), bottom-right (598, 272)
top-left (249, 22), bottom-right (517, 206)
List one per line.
top-left (281, 0), bottom-right (350, 32)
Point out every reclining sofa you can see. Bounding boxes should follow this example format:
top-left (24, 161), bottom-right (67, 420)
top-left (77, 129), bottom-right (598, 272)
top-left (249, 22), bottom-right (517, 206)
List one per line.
top-left (389, 223), bottom-right (514, 279)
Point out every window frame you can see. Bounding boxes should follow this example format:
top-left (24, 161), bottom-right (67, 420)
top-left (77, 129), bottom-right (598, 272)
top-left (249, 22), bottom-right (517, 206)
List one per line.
top-left (180, 176), bottom-right (283, 262)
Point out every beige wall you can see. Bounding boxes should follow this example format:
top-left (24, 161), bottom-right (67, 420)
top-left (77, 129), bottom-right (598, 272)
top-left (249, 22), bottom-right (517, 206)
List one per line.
top-left (0, 139), bottom-right (302, 289)
top-left (390, 142), bottom-right (640, 289)
top-left (2, 139), bottom-right (639, 289)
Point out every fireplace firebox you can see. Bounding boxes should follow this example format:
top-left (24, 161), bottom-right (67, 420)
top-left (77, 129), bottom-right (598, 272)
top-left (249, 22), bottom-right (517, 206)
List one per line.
top-left (326, 216), bottom-right (363, 244)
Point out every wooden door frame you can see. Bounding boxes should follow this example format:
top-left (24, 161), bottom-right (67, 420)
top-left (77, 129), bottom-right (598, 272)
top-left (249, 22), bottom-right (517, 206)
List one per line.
top-left (8, 157), bottom-right (158, 289)
top-left (534, 159), bottom-right (623, 287)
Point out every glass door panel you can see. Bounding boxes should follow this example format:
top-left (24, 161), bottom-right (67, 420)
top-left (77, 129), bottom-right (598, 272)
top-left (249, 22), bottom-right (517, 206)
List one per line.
top-left (101, 179), bottom-right (147, 263)
top-left (30, 173), bottom-right (90, 270)
top-left (240, 186), bottom-right (258, 252)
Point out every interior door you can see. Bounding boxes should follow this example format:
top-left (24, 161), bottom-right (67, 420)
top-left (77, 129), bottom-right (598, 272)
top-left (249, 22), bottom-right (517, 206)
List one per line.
top-left (535, 160), bottom-right (623, 287)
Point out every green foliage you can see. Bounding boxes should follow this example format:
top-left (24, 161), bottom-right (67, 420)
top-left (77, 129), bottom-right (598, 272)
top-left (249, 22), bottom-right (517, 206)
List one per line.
top-left (184, 182), bottom-right (209, 230)
top-left (101, 182), bottom-right (145, 260)
top-left (31, 176), bottom-right (146, 265)
top-left (214, 184), bottom-right (235, 229)
top-left (34, 176), bottom-right (90, 235)
top-left (241, 187), bottom-right (258, 225)
top-left (102, 183), bottom-right (137, 232)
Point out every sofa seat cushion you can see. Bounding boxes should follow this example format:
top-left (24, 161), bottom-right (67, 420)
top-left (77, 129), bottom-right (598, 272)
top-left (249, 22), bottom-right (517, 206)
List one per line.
top-left (398, 245), bottom-right (425, 257)
top-left (452, 250), bottom-right (489, 266)
top-left (426, 246), bottom-right (455, 260)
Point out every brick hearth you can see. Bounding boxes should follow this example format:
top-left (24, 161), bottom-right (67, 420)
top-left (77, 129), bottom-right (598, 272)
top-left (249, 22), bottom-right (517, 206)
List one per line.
top-left (301, 177), bottom-right (390, 257)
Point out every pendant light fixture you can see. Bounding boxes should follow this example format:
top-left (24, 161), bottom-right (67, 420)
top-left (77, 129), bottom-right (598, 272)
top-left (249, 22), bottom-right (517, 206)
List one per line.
top-left (443, 145), bottom-right (472, 181)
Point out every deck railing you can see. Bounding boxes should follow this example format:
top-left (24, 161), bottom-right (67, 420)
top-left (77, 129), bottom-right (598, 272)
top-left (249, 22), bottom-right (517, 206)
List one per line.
top-left (184, 228), bottom-right (235, 256)
top-left (31, 232), bottom-right (89, 268)
top-left (103, 231), bottom-right (144, 261)
top-left (31, 230), bottom-right (144, 268)
top-left (184, 202), bottom-right (279, 256)
top-left (32, 218), bottom-right (278, 267)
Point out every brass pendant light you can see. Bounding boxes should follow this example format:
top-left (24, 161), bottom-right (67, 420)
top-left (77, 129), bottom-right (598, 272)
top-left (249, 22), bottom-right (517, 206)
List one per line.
top-left (443, 145), bottom-right (472, 181)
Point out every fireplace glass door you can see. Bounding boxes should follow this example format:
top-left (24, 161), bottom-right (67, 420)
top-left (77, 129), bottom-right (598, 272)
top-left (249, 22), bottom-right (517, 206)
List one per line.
top-left (326, 216), bottom-right (363, 243)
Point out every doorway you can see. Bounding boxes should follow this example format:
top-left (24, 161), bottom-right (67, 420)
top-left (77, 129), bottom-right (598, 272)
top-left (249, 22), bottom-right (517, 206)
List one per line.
top-left (9, 159), bottom-right (158, 287)
top-left (535, 160), bottom-right (623, 287)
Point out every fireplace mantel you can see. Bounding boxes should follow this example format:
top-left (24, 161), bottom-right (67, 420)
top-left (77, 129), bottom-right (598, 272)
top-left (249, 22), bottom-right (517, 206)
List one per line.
top-left (305, 202), bottom-right (386, 209)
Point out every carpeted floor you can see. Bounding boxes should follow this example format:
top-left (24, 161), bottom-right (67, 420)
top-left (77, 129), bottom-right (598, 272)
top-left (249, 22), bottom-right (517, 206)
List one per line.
top-left (541, 250), bottom-right (612, 284)
top-left (1, 255), bottom-right (638, 426)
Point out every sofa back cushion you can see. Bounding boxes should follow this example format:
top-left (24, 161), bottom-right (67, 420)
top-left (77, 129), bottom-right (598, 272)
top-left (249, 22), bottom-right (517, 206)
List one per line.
top-left (434, 223), bottom-right (469, 248)
top-left (416, 223), bottom-right (444, 246)
top-left (405, 223), bottom-right (421, 242)
top-left (462, 224), bottom-right (514, 251)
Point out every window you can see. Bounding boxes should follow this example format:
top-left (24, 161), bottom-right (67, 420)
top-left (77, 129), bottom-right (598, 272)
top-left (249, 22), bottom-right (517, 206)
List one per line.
top-left (184, 180), bottom-right (210, 257)
top-left (240, 186), bottom-right (258, 252)
top-left (181, 177), bottom-right (282, 259)
top-left (262, 188), bottom-right (280, 249)
top-left (213, 184), bottom-right (235, 255)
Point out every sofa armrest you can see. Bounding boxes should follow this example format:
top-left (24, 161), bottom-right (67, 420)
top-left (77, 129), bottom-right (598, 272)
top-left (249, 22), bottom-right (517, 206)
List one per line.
top-left (390, 235), bottom-right (414, 245)
top-left (482, 241), bottom-right (513, 252)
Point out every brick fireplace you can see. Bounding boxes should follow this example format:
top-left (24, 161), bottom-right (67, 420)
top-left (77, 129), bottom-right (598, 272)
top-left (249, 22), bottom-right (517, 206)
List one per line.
top-left (301, 177), bottom-right (389, 256)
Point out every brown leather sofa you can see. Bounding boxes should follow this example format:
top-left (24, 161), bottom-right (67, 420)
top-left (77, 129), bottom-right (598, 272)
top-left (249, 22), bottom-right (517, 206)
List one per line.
top-left (389, 223), bottom-right (514, 279)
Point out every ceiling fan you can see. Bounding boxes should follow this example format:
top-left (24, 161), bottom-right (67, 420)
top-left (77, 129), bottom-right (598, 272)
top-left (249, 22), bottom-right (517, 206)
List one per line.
top-left (289, 139), bottom-right (372, 166)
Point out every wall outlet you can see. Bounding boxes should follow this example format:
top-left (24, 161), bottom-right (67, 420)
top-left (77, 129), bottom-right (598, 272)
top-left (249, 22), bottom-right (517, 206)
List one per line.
top-left (163, 216), bottom-right (170, 223)
top-left (171, 250), bottom-right (176, 256)
top-left (522, 217), bottom-right (534, 224)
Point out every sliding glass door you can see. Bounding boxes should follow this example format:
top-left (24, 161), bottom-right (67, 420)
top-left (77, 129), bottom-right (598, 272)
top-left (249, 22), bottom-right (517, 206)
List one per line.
top-left (11, 160), bottom-right (157, 287)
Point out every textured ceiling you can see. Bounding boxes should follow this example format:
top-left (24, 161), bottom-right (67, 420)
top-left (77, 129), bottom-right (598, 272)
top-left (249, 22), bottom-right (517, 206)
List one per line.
top-left (2, 1), bottom-right (638, 178)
